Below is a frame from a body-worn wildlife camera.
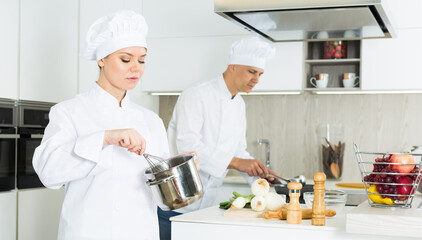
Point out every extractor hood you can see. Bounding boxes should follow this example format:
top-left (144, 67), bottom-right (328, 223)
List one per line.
top-left (215, 0), bottom-right (395, 42)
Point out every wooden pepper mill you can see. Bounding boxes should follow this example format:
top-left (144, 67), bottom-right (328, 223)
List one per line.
top-left (286, 181), bottom-right (302, 224)
top-left (312, 172), bottom-right (327, 226)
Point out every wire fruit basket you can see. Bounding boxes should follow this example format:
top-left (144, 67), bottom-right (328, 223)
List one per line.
top-left (354, 143), bottom-right (422, 208)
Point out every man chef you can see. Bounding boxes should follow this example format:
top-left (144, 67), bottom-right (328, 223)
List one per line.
top-left (159, 36), bottom-right (278, 240)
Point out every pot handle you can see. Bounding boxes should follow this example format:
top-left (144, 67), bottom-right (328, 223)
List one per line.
top-left (146, 175), bottom-right (176, 186)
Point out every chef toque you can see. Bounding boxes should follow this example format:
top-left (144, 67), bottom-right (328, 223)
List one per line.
top-left (228, 36), bottom-right (275, 70)
top-left (83, 10), bottom-right (148, 61)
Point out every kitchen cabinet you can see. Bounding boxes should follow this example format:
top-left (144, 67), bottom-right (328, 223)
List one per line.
top-left (304, 41), bottom-right (361, 91)
top-left (18, 188), bottom-right (65, 240)
top-left (361, 28), bottom-right (422, 90)
top-left (0, 191), bottom-right (17, 240)
top-left (20, 0), bottom-right (78, 103)
top-left (142, 0), bottom-right (248, 38)
top-left (0, 0), bottom-right (19, 100)
top-left (142, 36), bottom-right (303, 92)
top-left (142, 0), bottom-right (302, 93)
top-left (385, 0), bottom-right (422, 29)
top-left (142, 36), bottom-right (243, 92)
top-left (254, 41), bottom-right (303, 91)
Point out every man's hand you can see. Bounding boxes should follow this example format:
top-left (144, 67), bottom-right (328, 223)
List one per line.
top-left (265, 169), bottom-right (282, 186)
top-left (228, 157), bottom-right (269, 178)
top-left (103, 128), bottom-right (146, 155)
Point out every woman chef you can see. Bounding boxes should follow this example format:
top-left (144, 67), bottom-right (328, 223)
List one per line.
top-left (160, 37), bottom-right (278, 240)
top-left (33, 10), bottom-right (168, 240)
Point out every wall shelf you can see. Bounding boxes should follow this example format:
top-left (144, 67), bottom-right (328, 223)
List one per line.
top-left (304, 87), bottom-right (359, 91)
top-left (305, 40), bottom-right (361, 90)
top-left (305, 58), bottom-right (360, 65)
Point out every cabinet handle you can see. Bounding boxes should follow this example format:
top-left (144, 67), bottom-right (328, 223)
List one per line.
top-left (0, 134), bottom-right (20, 139)
top-left (30, 134), bottom-right (44, 139)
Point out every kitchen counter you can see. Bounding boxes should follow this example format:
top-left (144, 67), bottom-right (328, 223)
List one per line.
top-left (171, 200), bottom-right (421, 240)
top-left (346, 194), bottom-right (422, 238)
top-left (223, 174), bottom-right (366, 194)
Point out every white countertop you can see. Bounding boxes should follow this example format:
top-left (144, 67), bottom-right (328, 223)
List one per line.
top-left (346, 194), bottom-right (422, 238)
top-left (172, 205), bottom-right (349, 231)
top-left (171, 199), bottom-right (422, 240)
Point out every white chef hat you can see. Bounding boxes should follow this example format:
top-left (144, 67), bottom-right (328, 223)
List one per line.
top-left (83, 10), bottom-right (148, 61)
top-left (228, 36), bottom-right (276, 70)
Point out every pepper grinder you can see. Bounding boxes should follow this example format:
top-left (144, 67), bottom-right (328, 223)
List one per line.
top-left (286, 181), bottom-right (302, 224)
top-left (312, 172), bottom-right (327, 226)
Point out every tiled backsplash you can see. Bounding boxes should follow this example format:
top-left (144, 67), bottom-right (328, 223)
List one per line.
top-left (159, 93), bottom-right (422, 182)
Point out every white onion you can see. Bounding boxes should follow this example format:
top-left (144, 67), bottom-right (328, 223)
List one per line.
top-left (251, 178), bottom-right (269, 196)
top-left (230, 197), bottom-right (247, 210)
top-left (265, 192), bottom-right (285, 211)
top-left (251, 196), bottom-right (266, 212)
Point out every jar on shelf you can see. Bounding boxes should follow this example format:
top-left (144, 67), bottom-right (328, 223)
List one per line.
top-left (323, 41), bottom-right (347, 59)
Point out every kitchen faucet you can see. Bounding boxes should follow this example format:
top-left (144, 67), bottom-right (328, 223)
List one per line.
top-left (257, 139), bottom-right (270, 169)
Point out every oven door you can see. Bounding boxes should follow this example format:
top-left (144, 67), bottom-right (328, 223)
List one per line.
top-left (17, 133), bottom-right (44, 189)
top-left (0, 131), bottom-right (18, 191)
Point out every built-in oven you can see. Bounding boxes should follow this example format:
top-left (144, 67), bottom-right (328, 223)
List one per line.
top-left (0, 99), bottom-right (18, 192)
top-left (17, 101), bottom-right (54, 189)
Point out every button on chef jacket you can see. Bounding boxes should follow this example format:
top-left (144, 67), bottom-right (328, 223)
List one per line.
top-left (168, 76), bottom-right (256, 213)
top-left (33, 84), bottom-right (169, 240)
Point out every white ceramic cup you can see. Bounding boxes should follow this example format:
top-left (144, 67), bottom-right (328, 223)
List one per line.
top-left (343, 30), bottom-right (357, 38)
top-left (343, 73), bottom-right (360, 88)
top-left (316, 31), bottom-right (329, 39)
top-left (343, 73), bottom-right (358, 80)
top-left (343, 78), bottom-right (359, 88)
top-left (311, 31), bottom-right (329, 39)
top-left (310, 73), bottom-right (329, 88)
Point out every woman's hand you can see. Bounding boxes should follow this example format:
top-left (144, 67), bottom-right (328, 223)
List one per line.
top-left (177, 151), bottom-right (200, 171)
top-left (103, 128), bottom-right (146, 155)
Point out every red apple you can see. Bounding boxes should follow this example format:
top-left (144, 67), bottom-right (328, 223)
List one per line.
top-left (391, 154), bottom-right (415, 173)
top-left (397, 176), bottom-right (415, 200)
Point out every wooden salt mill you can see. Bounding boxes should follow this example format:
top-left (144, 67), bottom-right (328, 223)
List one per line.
top-left (286, 181), bottom-right (302, 224)
top-left (312, 172), bottom-right (327, 226)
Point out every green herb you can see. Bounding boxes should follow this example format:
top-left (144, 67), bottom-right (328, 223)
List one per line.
top-left (219, 192), bottom-right (254, 209)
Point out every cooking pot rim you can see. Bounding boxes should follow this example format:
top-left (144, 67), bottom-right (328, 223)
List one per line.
top-left (145, 153), bottom-right (195, 174)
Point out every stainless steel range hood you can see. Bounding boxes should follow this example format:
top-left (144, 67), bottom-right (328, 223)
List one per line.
top-left (215, 0), bottom-right (395, 42)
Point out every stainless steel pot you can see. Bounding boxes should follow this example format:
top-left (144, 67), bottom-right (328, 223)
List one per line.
top-left (145, 154), bottom-right (203, 210)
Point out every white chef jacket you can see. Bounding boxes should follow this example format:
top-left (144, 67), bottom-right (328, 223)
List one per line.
top-left (167, 76), bottom-right (255, 213)
top-left (33, 84), bottom-right (169, 240)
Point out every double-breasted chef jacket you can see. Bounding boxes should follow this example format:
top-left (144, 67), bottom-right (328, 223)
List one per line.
top-left (168, 75), bottom-right (255, 213)
top-left (33, 84), bottom-right (169, 240)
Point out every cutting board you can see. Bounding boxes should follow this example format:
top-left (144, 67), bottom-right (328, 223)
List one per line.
top-left (335, 182), bottom-right (368, 189)
top-left (223, 208), bottom-right (264, 218)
